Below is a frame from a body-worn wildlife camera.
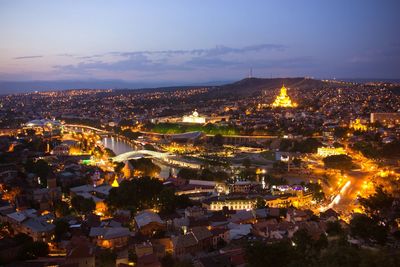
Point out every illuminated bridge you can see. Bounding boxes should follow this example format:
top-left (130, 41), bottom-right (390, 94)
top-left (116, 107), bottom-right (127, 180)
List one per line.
top-left (112, 149), bottom-right (172, 162)
top-left (112, 149), bottom-right (202, 169)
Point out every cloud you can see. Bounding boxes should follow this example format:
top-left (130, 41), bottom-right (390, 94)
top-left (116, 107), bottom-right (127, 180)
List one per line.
top-left (53, 43), bottom-right (289, 75)
top-left (13, 55), bottom-right (43, 60)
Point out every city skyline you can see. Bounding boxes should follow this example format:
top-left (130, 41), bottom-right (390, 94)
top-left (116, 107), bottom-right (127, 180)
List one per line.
top-left (1, 0), bottom-right (400, 86)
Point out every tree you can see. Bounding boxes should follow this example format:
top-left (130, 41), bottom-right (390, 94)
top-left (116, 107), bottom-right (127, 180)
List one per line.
top-left (54, 219), bottom-right (69, 241)
top-left (54, 200), bottom-right (71, 217)
top-left (25, 159), bottom-right (51, 187)
top-left (129, 158), bottom-right (161, 177)
top-left (334, 127), bottom-right (348, 139)
top-left (292, 138), bottom-right (322, 153)
top-left (114, 161), bottom-right (125, 174)
top-left (96, 249), bottom-right (116, 267)
top-left (306, 182), bottom-right (325, 203)
top-left (212, 134), bottom-right (224, 146)
top-left (158, 187), bottom-right (177, 214)
top-left (323, 155), bottom-right (353, 170)
top-left (358, 186), bottom-right (394, 222)
top-left (71, 195), bottom-right (95, 214)
top-left (161, 253), bottom-right (175, 267)
top-left (242, 158), bottom-right (252, 169)
top-left (326, 221), bottom-right (343, 236)
top-left (107, 177), bottom-right (163, 212)
top-left (199, 168), bottom-right (215, 181)
top-left (18, 241), bottom-right (49, 260)
top-left (255, 197), bottom-right (266, 209)
top-left (177, 168), bottom-right (198, 180)
top-left (349, 213), bottom-right (388, 245)
top-left (246, 241), bottom-right (295, 267)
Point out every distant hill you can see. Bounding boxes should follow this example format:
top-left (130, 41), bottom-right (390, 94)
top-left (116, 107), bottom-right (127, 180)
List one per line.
top-left (0, 80), bottom-right (232, 95)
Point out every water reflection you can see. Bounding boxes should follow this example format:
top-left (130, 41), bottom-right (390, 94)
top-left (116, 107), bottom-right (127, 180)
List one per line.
top-left (102, 137), bottom-right (135, 155)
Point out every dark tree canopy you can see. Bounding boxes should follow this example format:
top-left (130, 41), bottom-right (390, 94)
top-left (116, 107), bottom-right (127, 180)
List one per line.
top-left (71, 195), bottom-right (96, 214)
top-left (323, 155), bottom-right (354, 170)
top-left (129, 158), bottom-right (161, 177)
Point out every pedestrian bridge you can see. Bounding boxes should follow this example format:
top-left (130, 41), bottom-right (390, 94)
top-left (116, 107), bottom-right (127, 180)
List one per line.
top-left (112, 149), bottom-right (172, 162)
top-left (112, 149), bottom-right (202, 169)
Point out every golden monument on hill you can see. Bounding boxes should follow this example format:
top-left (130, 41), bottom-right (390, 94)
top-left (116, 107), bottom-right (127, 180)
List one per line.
top-left (272, 85), bottom-right (297, 108)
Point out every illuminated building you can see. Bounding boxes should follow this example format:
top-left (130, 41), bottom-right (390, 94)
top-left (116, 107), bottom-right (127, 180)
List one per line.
top-left (182, 110), bottom-right (206, 124)
top-left (24, 119), bottom-right (63, 136)
top-left (272, 85), bottom-right (297, 108)
top-left (317, 147), bottom-right (346, 157)
top-left (204, 192), bottom-right (312, 211)
top-left (350, 118), bottom-right (367, 131)
top-left (111, 178), bottom-right (119, 187)
top-left (370, 112), bottom-right (400, 125)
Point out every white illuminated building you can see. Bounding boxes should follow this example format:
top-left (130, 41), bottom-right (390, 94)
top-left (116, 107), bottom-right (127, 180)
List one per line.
top-left (182, 110), bottom-right (206, 124)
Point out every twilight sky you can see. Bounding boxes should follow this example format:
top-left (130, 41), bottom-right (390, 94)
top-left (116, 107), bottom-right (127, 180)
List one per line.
top-left (1, 0), bottom-right (400, 83)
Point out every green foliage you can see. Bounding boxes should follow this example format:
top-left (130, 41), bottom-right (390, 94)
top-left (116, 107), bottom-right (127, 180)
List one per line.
top-left (306, 182), bottom-right (325, 203)
top-left (358, 186), bottom-right (394, 221)
top-left (292, 138), bottom-right (322, 153)
top-left (114, 161), bottom-right (125, 173)
top-left (177, 168), bottom-right (198, 180)
top-left (96, 249), bottom-right (117, 267)
top-left (25, 159), bottom-right (51, 187)
top-left (381, 140), bottom-right (400, 158)
top-left (144, 143), bottom-right (157, 151)
top-left (334, 127), bottom-right (348, 139)
top-left (18, 241), bottom-right (49, 260)
top-left (54, 200), bottom-right (71, 217)
top-left (149, 122), bottom-right (239, 135)
top-left (212, 133), bottom-right (224, 146)
top-left (352, 141), bottom-right (380, 158)
top-left (71, 195), bottom-right (96, 214)
top-left (107, 177), bottom-right (163, 211)
top-left (255, 197), bottom-right (266, 209)
top-left (104, 148), bottom-right (116, 157)
top-left (264, 174), bottom-right (287, 186)
top-left (323, 155), bottom-right (353, 170)
top-left (107, 177), bottom-right (190, 213)
top-left (272, 161), bottom-right (288, 173)
top-left (129, 158), bottom-right (161, 177)
top-left (119, 129), bottom-right (140, 140)
top-left (158, 187), bottom-right (177, 214)
top-left (349, 214), bottom-right (388, 245)
top-left (54, 219), bottom-right (69, 241)
top-left (246, 241), bottom-right (294, 267)
top-left (326, 221), bottom-right (343, 236)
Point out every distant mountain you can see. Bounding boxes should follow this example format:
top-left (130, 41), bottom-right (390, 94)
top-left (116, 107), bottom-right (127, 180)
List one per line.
top-left (0, 79), bottom-right (233, 95)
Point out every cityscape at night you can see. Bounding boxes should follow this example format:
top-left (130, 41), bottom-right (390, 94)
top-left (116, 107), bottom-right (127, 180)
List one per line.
top-left (0, 1), bottom-right (400, 267)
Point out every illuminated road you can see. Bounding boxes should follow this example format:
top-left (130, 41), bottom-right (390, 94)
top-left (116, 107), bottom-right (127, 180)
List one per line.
top-left (318, 144), bottom-right (380, 216)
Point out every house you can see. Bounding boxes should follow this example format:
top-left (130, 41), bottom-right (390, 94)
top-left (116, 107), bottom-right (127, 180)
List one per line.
top-left (286, 208), bottom-right (310, 223)
top-left (320, 208), bottom-right (340, 222)
top-left (229, 210), bottom-right (255, 224)
top-left (184, 206), bottom-right (205, 219)
top-left (211, 228), bottom-right (230, 248)
top-left (65, 237), bottom-right (95, 267)
top-left (252, 220), bottom-right (296, 240)
top-left (2, 209), bottom-right (55, 242)
top-left (89, 226), bottom-right (131, 248)
top-left (171, 226), bottom-right (212, 257)
top-left (21, 214), bottom-right (55, 242)
top-left (135, 241), bottom-right (154, 258)
top-left (134, 210), bottom-right (165, 236)
top-left (136, 253), bottom-right (162, 267)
